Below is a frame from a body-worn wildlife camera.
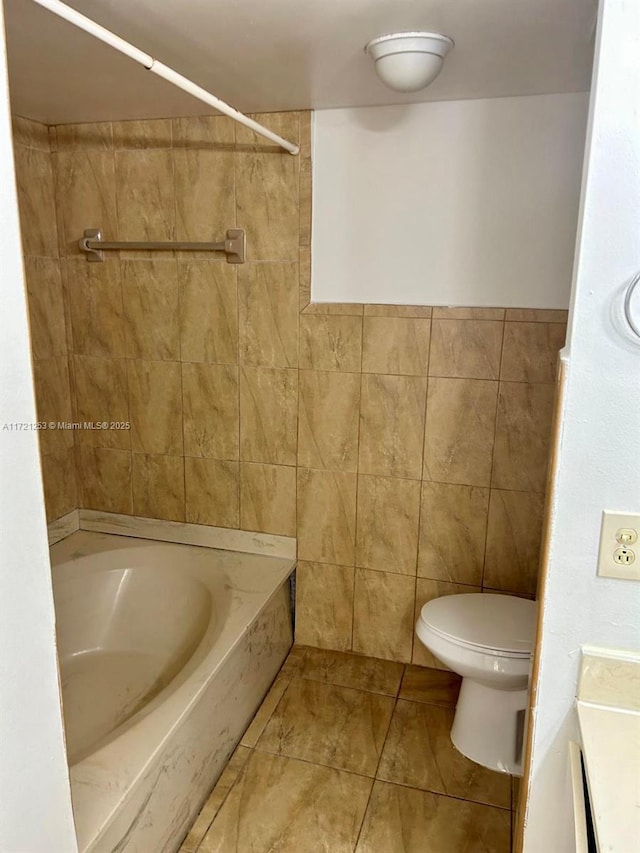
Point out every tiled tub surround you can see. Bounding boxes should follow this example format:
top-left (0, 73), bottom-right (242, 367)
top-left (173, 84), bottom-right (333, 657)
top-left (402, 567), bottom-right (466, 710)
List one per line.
top-left (51, 530), bottom-right (294, 853)
top-left (13, 111), bottom-right (567, 663)
top-left (180, 645), bottom-right (518, 853)
top-left (12, 116), bottom-right (77, 521)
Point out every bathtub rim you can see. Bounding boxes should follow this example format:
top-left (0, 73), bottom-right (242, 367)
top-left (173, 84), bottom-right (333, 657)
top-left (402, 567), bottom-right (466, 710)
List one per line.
top-left (48, 509), bottom-right (296, 561)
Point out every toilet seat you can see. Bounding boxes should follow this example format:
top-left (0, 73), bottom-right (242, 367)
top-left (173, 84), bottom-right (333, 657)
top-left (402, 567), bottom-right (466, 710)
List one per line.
top-left (419, 593), bottom-right (536, 658)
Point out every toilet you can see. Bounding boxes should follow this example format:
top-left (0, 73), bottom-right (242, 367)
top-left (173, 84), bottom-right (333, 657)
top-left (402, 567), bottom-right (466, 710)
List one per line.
top-left (415, 593), bottom-right (536, 776)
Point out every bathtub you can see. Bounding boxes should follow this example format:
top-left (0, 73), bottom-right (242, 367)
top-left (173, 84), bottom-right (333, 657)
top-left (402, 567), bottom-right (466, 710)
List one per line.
top-left (50, 530), bottom-right (295, 853)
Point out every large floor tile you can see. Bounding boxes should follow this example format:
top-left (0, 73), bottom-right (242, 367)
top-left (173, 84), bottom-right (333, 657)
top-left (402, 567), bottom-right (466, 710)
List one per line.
top-left (198, 750), bottom-right (373, 853)
top-left (180, 746), bottom-right (251, 852)
top-left (293, 645), bottom-right (404, 695)
top-left (257, 677), bottom-right (395, 776)
top-left (377, 700), bottom-right (511, 809)
top-left (355, 780), bottom-right (511, 853)
top-left (399, 665), bottom-right (461, 708)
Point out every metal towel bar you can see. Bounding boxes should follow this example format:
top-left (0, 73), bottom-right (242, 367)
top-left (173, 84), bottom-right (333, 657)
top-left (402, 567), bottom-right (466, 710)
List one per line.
top-left (79, 228), bottom-right (246, 263)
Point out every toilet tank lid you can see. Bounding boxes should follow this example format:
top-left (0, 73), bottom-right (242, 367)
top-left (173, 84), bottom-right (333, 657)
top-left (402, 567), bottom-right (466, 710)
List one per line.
top-left (419, 593), bottom-right (537, 655)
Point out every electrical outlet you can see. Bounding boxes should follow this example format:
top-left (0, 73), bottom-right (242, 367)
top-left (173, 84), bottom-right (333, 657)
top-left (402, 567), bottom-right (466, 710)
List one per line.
top-left (597, 511), bottom-right (640, 580)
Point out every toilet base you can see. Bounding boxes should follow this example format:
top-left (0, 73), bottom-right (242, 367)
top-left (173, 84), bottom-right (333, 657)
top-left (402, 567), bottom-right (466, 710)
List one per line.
top-left (450, 678), bottom-right (528, 776)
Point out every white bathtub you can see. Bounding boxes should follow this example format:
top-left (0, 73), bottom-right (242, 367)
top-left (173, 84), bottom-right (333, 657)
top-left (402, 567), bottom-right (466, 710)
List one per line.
top-left (50, 530), bottom-right (295, 853)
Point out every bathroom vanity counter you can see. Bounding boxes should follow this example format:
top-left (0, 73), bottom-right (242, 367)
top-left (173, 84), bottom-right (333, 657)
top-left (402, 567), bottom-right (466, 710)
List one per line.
top-left (577, 701), bottom-right (640, 852)
top-left (576, 647), bottom-right (640, 853)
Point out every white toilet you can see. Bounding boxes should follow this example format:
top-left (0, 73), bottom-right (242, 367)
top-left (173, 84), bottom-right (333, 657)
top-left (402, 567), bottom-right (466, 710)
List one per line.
top-left (415, 593), bottom-right (536, 776)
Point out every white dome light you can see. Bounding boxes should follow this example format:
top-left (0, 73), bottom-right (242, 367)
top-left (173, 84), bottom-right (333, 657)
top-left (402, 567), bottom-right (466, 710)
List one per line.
top-left (365, 32), bottom-right (454, 93)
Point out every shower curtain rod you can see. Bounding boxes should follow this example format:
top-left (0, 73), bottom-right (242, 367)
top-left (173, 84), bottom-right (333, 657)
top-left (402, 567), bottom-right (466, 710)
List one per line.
top-left (30, 0), bottom-right (300, 155)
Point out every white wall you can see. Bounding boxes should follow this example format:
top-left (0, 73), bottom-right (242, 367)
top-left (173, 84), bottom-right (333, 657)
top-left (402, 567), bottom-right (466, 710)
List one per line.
top-left (523, 1), bottom-right (640, 850)
top-left (0, 7), bottom-right (77, 852)
top-left (312, 93), bottom-right (589, 307)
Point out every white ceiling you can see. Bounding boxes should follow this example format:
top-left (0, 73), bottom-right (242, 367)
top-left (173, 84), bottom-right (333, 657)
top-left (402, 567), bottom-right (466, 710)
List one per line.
top-left (4, 0), bottom-right (597, 125)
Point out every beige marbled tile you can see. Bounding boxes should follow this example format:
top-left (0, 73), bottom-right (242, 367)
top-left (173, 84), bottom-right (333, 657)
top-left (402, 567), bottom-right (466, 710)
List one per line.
top-left (297, 468), bottom-right (356, 565)
top-left (358, 374), bottom-right (427, 479)
top-left (399, 666), bottom-right (461, 708)
top-left (299, 245), bottom-right (311, 311)
top-left (299, 156), bottom-right (312, 247)
top-left (174, 147), bottom-right (235, 245)
top-left (492, 382), bottom-right (555, 493)
top-left (239, 110), bottom-right (301, 150)
top-left (257, 678), bottom-right (395, 776)
top-left (302, 302), bottom-right (364, 316)
top-left (364, 304), bottom-right (433, 318)
top-left (355, 780), bottom-right (511, 853)
top-left (295, 561), bottom-right (354, 651)
top-left (429, 319), bottom-right (504, 379)
top-left (352, 568), bottom-right (416, 663)
top-left (241, 677), bottom-right (291, 749)
top-left (65, 258), bottom-right (125, 357)
top-left (41, 448), bottom-right (78, 523)
top-left (77, 446), bottom-right (132, 514)
top-left (413, 578), bottom-right (481, 669)
top-left (432, 307), bottom-right (505, 320)
top-left (279, 645), bottom-right (308, 678)
top-left (112, 119), bottom-right (172, 149)
top-left (505, 308), bottom-right (569, 323)
top-left (53, 149), bottom-right (117, 255)
top-left (184, 457), bottom-right (239, 529)
top-left (122, 259), bottom-right (180, 360)
top-left (235, 112), bottom-right (300, 261)
top-left (239, 367), bottom-right (297, 465)
top-left (24, 257), bottom-right (66, 358)
top-left (72, 355), bottom-right (129, 450)
top-left (299, 314), bottom-right (363, 372)
top-left (238, 262), bottom-right (299, 368)
top-left (53, 122), bottom-right (113, 151)
top-left (180, 746), bottom-right (252, 852)
top-left (423, 377), bottom-right (498, 486)
top-left (12, 116), bottom-right (50, 151)
top-left (362, 316), bottom-right (431, 375)
top-left (240, 462), bottom-right (296, 536)
top-left (484, 489), bottom-right (545, 596)
top-left (178, 260), bottom-right (238, 364)
top-left (115, 149), bottom-right (175, 244)
top-left (299, 111), bottom-right (312, 158)
top-left (132, 453), bottom-right (185, 522)
top-left (356, 474), bottom-right (421, 575)
top-left (32, 356), bottom-right (73, 455)
top-left (501, 322), bottom-right (566, 383)
top-left (128, 359), bottom-right (183, 455)
top-left (293, 646), bottom-right (404, 696)
top-left (14, 146), bottom-right (59, 257)
top-left (172, 114), bottom-right (234, 147)
top-left (378, 700), bottom-right (511, 808)
top-left (198, 750), bottom-right (371, 853)
top-left (182, 362), bottom-right (239, 459)
top-left (418, 482), bottom-right (489, 586)
top-left (298, 370), bottom-right (360, 472)
top-left (512, 775), bottom-right (521, 812)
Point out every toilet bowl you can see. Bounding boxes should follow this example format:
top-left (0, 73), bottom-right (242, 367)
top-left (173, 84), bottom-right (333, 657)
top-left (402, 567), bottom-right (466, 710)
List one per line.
top-left (415, 593), bottom-right (536, 775)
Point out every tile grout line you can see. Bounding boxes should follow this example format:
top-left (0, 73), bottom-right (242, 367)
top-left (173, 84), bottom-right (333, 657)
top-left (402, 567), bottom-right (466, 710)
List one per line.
top-left (412, 317), bottom-right (434, 665)
top-left (191, 746), bottom-right (253, 853)
top-left (483, 318), bottom-right (508, 589)
top-left (350, 310), bottom-right (365, 653)
top-left (352, 683), bottom-right (404, 851)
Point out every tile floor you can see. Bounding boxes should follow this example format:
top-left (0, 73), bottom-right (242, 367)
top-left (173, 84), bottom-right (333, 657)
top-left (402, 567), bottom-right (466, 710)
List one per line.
top-left (179, 646), bottom-right (518, 853)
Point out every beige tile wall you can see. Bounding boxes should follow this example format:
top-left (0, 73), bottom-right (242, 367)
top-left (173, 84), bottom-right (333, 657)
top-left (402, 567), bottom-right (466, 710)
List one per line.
top-left (14, 109), bottom-right (566, 663)
top-left (12, 116), bottom-right (78, 521)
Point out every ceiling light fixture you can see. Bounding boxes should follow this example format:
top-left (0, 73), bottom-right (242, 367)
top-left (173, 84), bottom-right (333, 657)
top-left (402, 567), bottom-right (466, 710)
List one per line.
top-left (365, 31), bottom-right (454, 93)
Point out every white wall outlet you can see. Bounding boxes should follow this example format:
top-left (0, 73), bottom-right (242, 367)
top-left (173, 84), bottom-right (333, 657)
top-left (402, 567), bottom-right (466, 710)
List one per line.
top-left (597, 511), bottom-right (640, 580)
